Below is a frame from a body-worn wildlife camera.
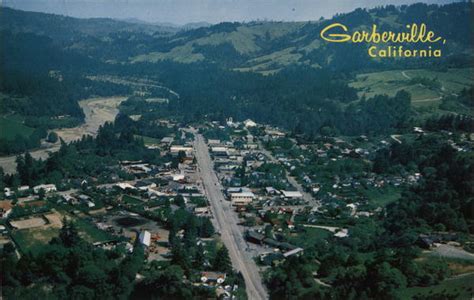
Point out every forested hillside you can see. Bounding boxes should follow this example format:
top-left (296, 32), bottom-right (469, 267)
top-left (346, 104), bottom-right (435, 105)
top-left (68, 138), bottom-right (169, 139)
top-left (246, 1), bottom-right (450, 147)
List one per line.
top-left (0, 2), bottom-right (472, 153)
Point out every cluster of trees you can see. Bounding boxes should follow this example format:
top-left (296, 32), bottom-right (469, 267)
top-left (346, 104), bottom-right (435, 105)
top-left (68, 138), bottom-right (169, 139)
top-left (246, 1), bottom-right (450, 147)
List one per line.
top-left (1, 217), bottom-right (229, 299)
top-left (2, 220), bottom-right (145, 299)
top-left (0, 127), bottom-right (47, 155)
top-left (121, 62), bottom-right (413, 137)
top-left (424, 114), bottom-right (473, 132)
top-left (383, 141), bottom-right (473, 233)
top-left (1, 120), bottom-right (164, 189)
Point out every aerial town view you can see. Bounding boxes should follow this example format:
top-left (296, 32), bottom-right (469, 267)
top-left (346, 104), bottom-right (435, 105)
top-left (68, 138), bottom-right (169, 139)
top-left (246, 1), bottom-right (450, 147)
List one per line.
top-left (0, 0), bottom-right (473, 299)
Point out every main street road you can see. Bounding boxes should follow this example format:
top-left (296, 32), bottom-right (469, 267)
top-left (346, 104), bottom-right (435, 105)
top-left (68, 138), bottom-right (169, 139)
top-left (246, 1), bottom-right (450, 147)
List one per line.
top-left (193, 134), bottom-right (268, 300)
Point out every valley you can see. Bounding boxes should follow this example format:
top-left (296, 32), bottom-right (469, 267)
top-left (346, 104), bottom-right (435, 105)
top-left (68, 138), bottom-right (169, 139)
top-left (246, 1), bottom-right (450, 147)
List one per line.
top-left (0, 2), bottom-right (473, 300)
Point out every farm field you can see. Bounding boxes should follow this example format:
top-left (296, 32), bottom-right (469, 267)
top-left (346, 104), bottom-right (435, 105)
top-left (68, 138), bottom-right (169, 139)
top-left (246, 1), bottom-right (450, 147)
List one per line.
top-left (350, 68), bottom-right (473, 105)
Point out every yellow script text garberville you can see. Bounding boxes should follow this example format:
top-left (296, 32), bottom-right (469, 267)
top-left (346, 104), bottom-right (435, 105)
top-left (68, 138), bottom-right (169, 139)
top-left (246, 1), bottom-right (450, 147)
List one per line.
top-left (320, 23), bottom-right (446, 58)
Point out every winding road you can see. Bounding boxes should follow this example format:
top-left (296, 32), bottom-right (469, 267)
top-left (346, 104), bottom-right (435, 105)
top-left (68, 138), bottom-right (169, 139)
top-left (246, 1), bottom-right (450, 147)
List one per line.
top-left (193, 133), bottom-right (268, 300)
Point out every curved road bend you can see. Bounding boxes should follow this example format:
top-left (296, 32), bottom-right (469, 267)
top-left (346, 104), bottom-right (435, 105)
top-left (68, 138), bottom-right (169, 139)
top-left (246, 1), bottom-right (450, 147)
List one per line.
top-left (194, 134), bottom-right (268, 300)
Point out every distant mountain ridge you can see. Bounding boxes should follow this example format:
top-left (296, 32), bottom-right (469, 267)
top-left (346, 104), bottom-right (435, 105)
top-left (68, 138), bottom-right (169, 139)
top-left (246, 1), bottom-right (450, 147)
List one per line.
top-left (1, 3), bottom-right (473, 72)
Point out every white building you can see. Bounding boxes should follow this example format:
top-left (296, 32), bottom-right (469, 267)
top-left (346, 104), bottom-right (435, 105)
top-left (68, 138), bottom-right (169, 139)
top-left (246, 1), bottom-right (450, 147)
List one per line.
top-left (139, 230), bottom-right (151, 247)
top-left (231, 192), bottom-right (255, 206)
top-left (280, 190), bottom-right (303, 199)
top-left (115, 182), bottom-right (137, 190)
top-left (170, 146), bottom-right (193, 157)
top-left (243, 119), bottom-right (257, 128)
top-left (33, 184), bottom-right (57, 194)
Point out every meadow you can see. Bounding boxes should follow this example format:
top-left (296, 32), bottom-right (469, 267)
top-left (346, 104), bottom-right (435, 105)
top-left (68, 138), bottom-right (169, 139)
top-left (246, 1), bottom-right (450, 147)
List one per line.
top-left (349, 68), bottom-right (473, 106)
top-left (0, 116), bottom-right (34, 140)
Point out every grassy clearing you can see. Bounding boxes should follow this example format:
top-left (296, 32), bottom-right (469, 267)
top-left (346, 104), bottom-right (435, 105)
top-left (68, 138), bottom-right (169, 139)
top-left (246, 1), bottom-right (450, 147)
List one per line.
top-left (288, 227), bottom-right (331, 248)
top-left (0, 117), bottom-right (34, 140)
top-left (11, 227), bottom-right (60, 254)
top-left (134, 135), bottom-right (161, 145)
top-left (362, 186), bottom-right (402, 206)
top-left (122, 195), bottom-right (144, 205)
top-left (350, 68), bottom-right (473, 105)
top-left (396, 273), bottom-right (474, 299)
top-left (130, 44), bottom-right (204, 64)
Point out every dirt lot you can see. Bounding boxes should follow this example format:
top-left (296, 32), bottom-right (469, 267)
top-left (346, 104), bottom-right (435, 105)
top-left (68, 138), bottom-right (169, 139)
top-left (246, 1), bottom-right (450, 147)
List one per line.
top-left (9, 217), bottom-right (47, 229)
top-left (9, 210), bottom-right (64, 230)
top-left (9, 210), bottom-right (66, 253)
top-left (56, 96), bottom-right (127, 143)
top-left (44, 212), bottom-right (64, 228)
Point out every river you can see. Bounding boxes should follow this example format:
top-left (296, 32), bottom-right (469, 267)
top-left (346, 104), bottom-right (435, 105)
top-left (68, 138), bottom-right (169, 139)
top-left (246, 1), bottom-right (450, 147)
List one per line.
top-left (0, 96), bottom-right (126, 174)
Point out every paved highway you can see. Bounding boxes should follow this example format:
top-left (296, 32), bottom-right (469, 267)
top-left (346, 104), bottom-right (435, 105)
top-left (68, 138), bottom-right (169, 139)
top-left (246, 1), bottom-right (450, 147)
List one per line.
top-left (193, 134), bottom-right (268, 300)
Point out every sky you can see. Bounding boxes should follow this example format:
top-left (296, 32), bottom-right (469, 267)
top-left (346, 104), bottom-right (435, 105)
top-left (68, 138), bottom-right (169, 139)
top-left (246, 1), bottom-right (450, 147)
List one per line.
top-left (2, 0), bottom-right (460, 25)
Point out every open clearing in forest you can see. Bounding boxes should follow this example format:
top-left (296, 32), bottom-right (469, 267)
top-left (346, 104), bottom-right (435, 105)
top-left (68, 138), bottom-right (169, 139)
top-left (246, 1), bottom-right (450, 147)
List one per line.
top-left (0, 96), bottom-right (126, 174)
top-left (350, 68), bottom-right (472, 105)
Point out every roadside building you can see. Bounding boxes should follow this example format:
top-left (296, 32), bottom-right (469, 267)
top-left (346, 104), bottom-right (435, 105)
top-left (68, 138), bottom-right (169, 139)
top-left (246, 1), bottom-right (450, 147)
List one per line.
top-left (194, 207), bottom-right (209, 216)
top-left (211, 147), bottom-right (229, 156)
top-left (280, 190), bottom-right (303, 199)
top-left (230, 192), bottom-right (255, 206)
top-left (246, 231), bottom-right (265, 245)
top-left (170, 146), bottom-right (193, 157)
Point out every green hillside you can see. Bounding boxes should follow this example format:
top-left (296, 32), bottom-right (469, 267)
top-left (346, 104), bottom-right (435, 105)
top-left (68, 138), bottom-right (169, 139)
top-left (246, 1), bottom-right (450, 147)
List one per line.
top-left (2, 3), bottom-right (473, 72)
top-left (350, 68), bottom-right (473, 105)
top-left (0, 117), bottom-right (34, 141)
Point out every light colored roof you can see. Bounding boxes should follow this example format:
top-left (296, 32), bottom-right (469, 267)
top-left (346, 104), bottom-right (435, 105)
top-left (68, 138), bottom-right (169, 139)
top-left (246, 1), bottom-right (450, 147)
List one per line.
top-left (283, 247), bottom-right (304, 258)
top-left (116, 183), bottom-right (136, 190)
top-left (211, 147), bottom-right (228, 152)
top-left (281, 191), bottom-right (303, 198)
top-left (231, 192), bottom-right (255, 198)
top-left (139, 230), bottom-right (151, 247)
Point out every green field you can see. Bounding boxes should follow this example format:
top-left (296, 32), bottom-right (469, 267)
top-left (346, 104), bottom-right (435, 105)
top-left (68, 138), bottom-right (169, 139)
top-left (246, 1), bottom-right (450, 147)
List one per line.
top-left (134, 135), bottom-right (161, 146)
top-left (363, 186), bottom-right (402, 206)
top-left (397, 273), bottom-right (474, 299)
top-left (122, 194), bottom-right (144, 205)
top-left (10, 217), bottom-right (113, 253)
top-left (288, 227), bottom-right (331, 248)
top-left (350, 68), bottom-right (473, 106)
top-left (0, 116), bottom-right (34, 140)
top-left (10, 227), bottom-right (60, 254)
